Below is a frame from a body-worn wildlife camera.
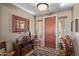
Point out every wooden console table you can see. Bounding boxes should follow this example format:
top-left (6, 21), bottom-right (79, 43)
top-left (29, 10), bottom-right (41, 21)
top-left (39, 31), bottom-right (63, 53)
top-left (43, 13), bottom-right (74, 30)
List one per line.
top-left (2, 51), bottom-right (16, 56)
top-left (0, 40), bottom-right (6, 52)
top-left (0, 40), bottom-right (16, 56)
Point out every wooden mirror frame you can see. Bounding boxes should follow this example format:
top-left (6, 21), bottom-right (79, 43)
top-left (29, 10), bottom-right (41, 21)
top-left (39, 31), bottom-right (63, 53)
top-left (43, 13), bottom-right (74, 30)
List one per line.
top-left (12, 15), bottom-right (29, 32)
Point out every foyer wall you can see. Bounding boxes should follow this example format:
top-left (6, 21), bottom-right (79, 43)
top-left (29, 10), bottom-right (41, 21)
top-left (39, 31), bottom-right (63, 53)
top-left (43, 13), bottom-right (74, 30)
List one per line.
top-left (0, 4), bottom-right (35, 50)
top-left (0, 7), bottom-right (1, 38)
top-left (72, 4), bottom-right (79, 55)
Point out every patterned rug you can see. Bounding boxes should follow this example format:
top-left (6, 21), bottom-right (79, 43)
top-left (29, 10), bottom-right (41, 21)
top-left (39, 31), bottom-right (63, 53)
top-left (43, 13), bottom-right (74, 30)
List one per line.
top-left (30, 49), bottom-right (59, 56)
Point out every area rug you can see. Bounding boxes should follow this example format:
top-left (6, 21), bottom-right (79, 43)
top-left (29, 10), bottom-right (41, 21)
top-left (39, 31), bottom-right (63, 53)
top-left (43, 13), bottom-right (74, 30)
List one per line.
top-left (30, 49), bottom-right (59, 56)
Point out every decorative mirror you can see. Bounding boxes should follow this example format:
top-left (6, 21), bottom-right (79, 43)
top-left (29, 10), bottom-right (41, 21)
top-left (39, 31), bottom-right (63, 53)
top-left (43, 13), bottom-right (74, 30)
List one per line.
top-left (12, 15), bottom-right (29, 32)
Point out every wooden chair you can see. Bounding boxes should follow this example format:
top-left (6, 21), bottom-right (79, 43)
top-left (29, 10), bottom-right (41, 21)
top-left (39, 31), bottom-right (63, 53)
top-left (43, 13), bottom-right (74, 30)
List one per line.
top-left (0, 41), bottom-right (6, 52)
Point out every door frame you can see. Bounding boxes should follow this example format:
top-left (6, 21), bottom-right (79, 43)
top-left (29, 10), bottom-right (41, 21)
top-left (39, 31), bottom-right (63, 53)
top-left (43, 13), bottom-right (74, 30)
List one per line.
top-left (43, 15), bottom-right (58, 49)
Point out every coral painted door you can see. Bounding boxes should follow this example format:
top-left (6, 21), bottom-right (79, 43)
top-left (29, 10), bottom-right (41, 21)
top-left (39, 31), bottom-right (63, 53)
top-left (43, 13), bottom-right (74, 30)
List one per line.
top-left (45, 16), bottom-right (56, 48)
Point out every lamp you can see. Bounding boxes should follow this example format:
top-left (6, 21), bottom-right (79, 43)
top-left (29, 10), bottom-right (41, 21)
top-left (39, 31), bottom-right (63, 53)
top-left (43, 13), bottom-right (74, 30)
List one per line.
top-left (37, 3), bottom-right (49, 11)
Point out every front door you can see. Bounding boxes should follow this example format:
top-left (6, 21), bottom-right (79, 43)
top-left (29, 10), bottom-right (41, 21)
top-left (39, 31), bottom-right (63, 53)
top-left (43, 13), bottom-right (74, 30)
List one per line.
top-left (45, 16), bottom-right (56, 48)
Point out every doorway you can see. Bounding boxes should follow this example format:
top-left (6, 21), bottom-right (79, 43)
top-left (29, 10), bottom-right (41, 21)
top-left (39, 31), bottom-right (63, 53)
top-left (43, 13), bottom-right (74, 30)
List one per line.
top-left (45, 16), bottom-right (56, 48)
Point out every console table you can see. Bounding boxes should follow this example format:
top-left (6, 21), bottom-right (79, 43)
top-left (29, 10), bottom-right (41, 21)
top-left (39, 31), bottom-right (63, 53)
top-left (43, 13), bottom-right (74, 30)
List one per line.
top-left (0, 40), bottom-right (6, 52)
top-left (13, 39), bottom-right (34, 56)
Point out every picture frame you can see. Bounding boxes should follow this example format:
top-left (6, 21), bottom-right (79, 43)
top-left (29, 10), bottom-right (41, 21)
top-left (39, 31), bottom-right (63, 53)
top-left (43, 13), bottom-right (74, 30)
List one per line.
top-left (12, 15), bottom-right (29, 32)
top-left (75, 19), bottom-right (78, 32)
top-left (71, 21), bottom-right (73, 32)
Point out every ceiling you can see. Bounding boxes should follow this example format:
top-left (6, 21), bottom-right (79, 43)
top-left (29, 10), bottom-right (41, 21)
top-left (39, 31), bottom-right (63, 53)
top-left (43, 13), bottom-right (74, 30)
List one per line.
top-left (12, 3), bottom-right (74, 16)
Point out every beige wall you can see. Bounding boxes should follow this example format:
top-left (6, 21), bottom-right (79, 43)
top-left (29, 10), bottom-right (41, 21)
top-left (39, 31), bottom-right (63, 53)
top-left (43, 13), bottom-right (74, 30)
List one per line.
top-left (0, 6), bottom-right (3, 38)
top-left (72, 4), bottom-right (79, 55)
top-left (0, 7), bottom-right (1, 38)
top-left (36, 9), bottom-right (72, 49)
top-left (0, 4), bottom-right (35, 50)
top-left (54, 9), bottom-right (72, 36)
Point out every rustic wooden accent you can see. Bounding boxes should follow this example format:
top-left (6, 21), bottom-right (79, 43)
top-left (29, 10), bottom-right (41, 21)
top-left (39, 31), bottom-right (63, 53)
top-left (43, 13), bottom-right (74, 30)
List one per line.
top-left (12, 15), bottom-right (29, 32)
top-left (37, 20), bottom-right (43, 22)
top-left (13, 38), bottom-right (34, 56)
top-left (0, 41), bottom-right (6, 52)
top-left (2, 51), bottom-right (16, 56)
top-left (45, 16), bottom-right (56, 48)
top-left (58, 16), bottom-right (67, 19)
